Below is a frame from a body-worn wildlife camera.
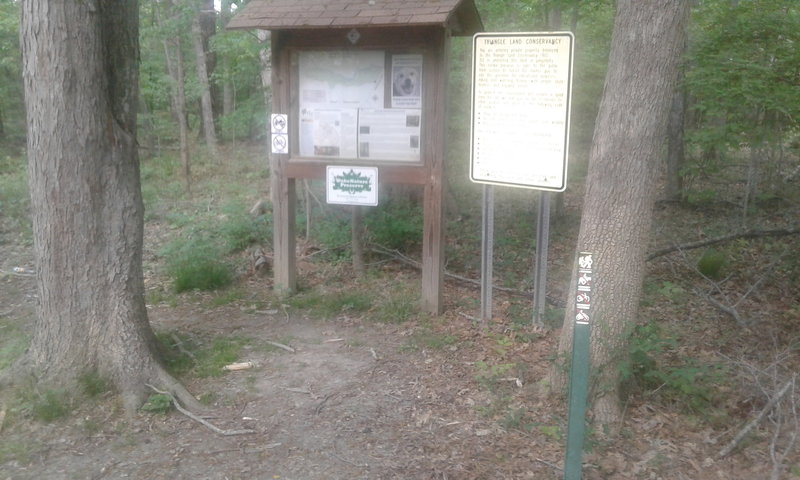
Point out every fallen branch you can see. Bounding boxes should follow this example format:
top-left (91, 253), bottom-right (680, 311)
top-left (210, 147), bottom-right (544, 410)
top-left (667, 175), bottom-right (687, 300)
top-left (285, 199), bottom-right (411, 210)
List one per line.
top-left (145, 384), bottom-right (256, 436)
top-left (282, 387), bottom-right (311, 395)
top-left (369, 244), bottom-right (565, 308)
top-left (170, 333), bottom-right (197, 361)
top-left (535, 457), bottom-right (563, 472)
top-left (266, 340), bottom-right (295, 353)
top-left (314, 393), bottom-right (334, 415)
top-left (328, 449), bottom-right (368, 468)
top-left (718, 375), bottom-right (796, 458)
top-left (647, 227), bottom-right (799, 261)
top-left (699, 290), bottom-right (747, 327)
top-left (0, 269), bottom-right (36, 277)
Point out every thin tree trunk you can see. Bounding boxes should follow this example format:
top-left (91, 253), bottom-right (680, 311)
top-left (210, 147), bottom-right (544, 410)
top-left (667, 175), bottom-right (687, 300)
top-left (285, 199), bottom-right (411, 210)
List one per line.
top-left (222, 58), bottom-right (234, 118)
top-left (665, 21), bottom-right (688, 202)
top-left (550, 0), bottom-right (690, 429)
top-left (546, 2), bottom-right (565, 218)
top-left (666, 88), bottom-right (686, 201)
top-left (138, 89), bottom-right (157, 159)
top-left (257, 30), bottom-right (272, 109)
top-left (192, 13), bottom-right (219, 162)
top-left (17, 0), bottom-right (200, 413)
top-left (220, 0), bottom-right (234, 120)
top-left (163, 32), bottom-right (191, 192)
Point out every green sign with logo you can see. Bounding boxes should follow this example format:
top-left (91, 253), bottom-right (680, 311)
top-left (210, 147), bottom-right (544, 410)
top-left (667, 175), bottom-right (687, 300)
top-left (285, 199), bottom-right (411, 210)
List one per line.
top-left (326, 166), bottom-right (379, 206)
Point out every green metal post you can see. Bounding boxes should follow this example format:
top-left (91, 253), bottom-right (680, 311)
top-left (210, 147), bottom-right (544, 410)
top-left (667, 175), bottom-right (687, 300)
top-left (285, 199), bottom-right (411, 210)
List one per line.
top-left (563, 252), bottom-right (594, 480)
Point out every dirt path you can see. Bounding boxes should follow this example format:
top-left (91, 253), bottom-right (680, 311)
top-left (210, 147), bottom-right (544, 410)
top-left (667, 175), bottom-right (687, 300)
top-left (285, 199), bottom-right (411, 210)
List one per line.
top-left (1, 298), bottom-right (562, 479)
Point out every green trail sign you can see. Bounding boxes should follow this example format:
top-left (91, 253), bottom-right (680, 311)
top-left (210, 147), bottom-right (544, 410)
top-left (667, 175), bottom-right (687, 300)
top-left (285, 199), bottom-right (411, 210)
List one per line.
top-left (564, 251), bottom-right (593, 480)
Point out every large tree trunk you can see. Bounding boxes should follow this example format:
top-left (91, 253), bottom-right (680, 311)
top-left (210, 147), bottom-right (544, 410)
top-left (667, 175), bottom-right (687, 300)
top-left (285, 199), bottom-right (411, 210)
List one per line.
top-left (550, 0), bottom-right (689, 428)
top-left (192, 10), bottom-right (219, 162)
top-left (18, 0), bottom-right (199, 413)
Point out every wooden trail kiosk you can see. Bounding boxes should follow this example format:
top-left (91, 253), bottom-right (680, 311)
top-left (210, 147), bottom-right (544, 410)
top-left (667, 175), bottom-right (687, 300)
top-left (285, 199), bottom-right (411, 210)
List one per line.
top-left (228, 0), bottom-right (483, 314)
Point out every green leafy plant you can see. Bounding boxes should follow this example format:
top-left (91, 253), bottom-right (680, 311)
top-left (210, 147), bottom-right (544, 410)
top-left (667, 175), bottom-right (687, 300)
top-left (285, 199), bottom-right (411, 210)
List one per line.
top-left (621, 323), bottom-right (728, 414)
top-left (157, 332), bottom-right (254, 378)
top-left (0, 156), bottom-right (31, 240)
top-left (140, 394), bottom-right (173, 414)
top-left (309, 214), bottom-right (352, 261)
top-left (79, 371), bottom-right (112, 398)
top-left (697, 248), bottom-right (727, 279)
top-left (218, 202), bottom-right (271, 252)
top-left (287, 290), bottom-right (372, 318)
top-left (475, 361), bottom-right (516, 391)
top-left (374, 292), bottom-right (417, 324)
top-left (161, 237), bottom-right (234, 292)
top-left (364, 198), bottom-right (423, 251)
top-left (402, 327), bottom-right (458, 352)
top-left (21, 388), bottom-right (72, 422)
top-left (0, 317), bottom-right (29, 370)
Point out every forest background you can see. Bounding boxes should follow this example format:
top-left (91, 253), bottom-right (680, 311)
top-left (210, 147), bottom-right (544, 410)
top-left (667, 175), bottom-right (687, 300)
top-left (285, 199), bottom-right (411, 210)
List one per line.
top-left (1, 0), bottom-right (799, 479)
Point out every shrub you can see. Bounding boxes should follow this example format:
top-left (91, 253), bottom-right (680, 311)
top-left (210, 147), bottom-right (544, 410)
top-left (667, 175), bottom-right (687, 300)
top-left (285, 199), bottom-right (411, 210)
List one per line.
top-left (697, 248), bottom-right (726, 279)
top-left (365, 198), bottom-right (423, 251)
top-left (161, 237), bottom-right (234, 292)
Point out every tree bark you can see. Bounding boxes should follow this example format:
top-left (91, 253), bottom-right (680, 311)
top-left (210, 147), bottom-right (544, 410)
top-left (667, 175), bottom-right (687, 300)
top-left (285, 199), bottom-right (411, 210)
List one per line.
top-left (160, 5), bottom-right (191, 192)
top-left (18, 0), bottom-right (200, 413)
top-left (192, 11), bottom-right (219, 162)
top-left (550, 0), bottom-right (690, 428)
top-left (665, 20), bottom-right (689, 201)
top-left (217, 0), bottom-right (234, 122)
top-left (257, 29), bottom-right (272, 109)
top-left (665, 87), bottom-right (686, 201)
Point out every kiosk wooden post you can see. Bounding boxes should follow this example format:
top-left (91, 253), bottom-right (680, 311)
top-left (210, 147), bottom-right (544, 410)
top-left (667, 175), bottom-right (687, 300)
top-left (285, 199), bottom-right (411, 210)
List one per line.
top-left (269, 32), bottom-right (296, 293)
top-left (228, 1), bottom-right (483, 314)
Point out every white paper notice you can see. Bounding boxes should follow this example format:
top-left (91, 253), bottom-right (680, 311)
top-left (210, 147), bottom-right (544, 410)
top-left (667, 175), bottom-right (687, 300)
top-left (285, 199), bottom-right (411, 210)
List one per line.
top-left (470, 33), bottom-right (574, 191)
top-left (391, 54), bottom-right (423, 109)
top-left (358, 109), bottom-right (421, 162)
top-left (299, 51), bottom-right (385, 159)
top-left (299, 109), bottom-right (358, 158)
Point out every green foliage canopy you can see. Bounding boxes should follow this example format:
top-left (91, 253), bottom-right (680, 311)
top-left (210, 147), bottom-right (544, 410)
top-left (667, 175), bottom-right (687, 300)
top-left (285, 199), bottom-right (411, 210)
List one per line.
top-left (686, 0), bottom-right (800, 151)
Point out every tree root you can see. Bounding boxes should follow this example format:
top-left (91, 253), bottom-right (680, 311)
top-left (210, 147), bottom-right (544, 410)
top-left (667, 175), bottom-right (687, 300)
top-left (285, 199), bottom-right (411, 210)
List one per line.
top-left (146, 384), bottom-right (255, 436)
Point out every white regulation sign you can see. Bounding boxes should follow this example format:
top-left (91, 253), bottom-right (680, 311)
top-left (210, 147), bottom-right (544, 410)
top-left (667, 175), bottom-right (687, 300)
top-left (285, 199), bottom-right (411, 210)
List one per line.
top-left (470, 32), bottom-right (574, 191)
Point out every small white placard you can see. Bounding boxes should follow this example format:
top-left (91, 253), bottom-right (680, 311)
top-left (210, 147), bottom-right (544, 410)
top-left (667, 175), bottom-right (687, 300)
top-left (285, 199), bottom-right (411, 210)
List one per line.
top-left (326, 166), bottom-right (379, 206)
top-left (271, 114), bottom-right (289, 154)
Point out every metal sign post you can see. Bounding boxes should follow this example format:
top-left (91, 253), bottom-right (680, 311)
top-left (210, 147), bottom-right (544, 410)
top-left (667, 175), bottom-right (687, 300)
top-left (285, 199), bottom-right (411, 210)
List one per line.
top-left (533, 191), bottom-right (551, 325)
top-left (564, 251), bottom-right (594, 480)
top-left (480, 184), bottom-right (495, 322)
top-left (469, 32), bottom-right (574, 326)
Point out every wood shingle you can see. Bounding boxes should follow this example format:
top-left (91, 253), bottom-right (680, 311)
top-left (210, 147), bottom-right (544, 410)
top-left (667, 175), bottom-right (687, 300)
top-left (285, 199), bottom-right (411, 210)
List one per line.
top-left (226, 0), bottom-right (483, 36)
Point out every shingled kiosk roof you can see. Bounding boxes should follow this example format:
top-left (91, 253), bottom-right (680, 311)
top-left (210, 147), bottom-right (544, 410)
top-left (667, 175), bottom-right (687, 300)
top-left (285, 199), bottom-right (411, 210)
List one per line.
top-left (226, 0), bottom-right (483, 36)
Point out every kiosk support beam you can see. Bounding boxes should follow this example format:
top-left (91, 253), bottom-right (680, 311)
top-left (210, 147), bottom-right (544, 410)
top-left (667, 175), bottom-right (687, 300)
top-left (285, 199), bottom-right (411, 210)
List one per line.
top-left (270, 32), bottom-right (296, 294)
top-left (420, 29), bottom-right (448, 314)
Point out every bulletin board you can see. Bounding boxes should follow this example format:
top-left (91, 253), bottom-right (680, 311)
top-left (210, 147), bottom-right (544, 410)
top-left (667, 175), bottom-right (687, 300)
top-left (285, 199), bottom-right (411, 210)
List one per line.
top-left (293, 50), bottom-right (425, 163)
top-left (226, 0), bottom-right (485, 315)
